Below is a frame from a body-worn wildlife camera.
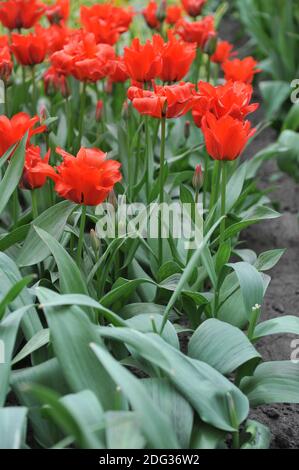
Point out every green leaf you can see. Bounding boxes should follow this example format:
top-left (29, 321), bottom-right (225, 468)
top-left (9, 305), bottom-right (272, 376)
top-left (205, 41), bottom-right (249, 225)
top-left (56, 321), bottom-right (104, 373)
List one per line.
top-left (100, 278), bottom-right (156, 308)
top-left (241, 420), bottom-right (271, 449)
top-left (30, 386), bottom-right (105, 449)
top-left (90, 343), bottom-right (180, 449)
top-left (12, 328), bottom-right (50, 365)
top-left (126, 314), bottom-right (179, 349)
top-left (33, 226), bottom-right (88, 295)
top-left (36, 288), bottom-right (117, 410)
top-left (0, 134), bottom-right (27, 216)
top-left (142, 378), bottom-right (194, 448)
top-left (191, 421), bottom-right (226, 449)
top-left (0, 407), bottom-right (28, 449)
top-left (259, 81), bottom-right (290, 119)
top-left (0, 306), bottom-right (33, 406)
top-left (105, 412), bottom-right (145, 449)
top-left (0, 224), bottom-right (30, 252)
top-left (254, 249), bottom-right (285, 271)
top-left (188, 319), bottom-right (261, 375)
top-left (227, 262), bottom-right (264, 319)
top-left (160, 217), bottom-right (224, 331)
top-left (0, 253), bottom-right (45, 364)
top-left (17, 200), bottom-right (76, 267)
top-left (240, 361), bottom-right (299, 406)
top-left (0, 275), bottom-right (35, 321)
top-left (97, 327), bottom-right (249, 431)
top-left (35, 289), bottom-right (126, 327)
top-left (253, 316), bottom-right (299, 341)
top-left (11, 358), bottom-right (69, 448)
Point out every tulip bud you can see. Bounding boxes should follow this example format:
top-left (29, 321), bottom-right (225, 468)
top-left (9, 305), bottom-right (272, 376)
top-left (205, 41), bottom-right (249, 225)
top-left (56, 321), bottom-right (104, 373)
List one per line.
top-left (184, 120), bottom-right (190, 140)
top-left (204, 34), bottom-right (217, 56)
top-left (90, 228), bottom-right (100, 256)
top-left (96, 100), bottom-right (104, 122)
top-left (192, 164), bottom-right (203, 191)
top-left (39, 104), bottom-right (48, 124)
top-left (157, 0), bottom-right (167, 23)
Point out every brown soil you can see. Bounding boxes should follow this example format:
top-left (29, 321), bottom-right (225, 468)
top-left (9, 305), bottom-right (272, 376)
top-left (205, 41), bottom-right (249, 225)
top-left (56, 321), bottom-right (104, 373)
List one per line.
top-left (220, 13), bottom-right (299, 449)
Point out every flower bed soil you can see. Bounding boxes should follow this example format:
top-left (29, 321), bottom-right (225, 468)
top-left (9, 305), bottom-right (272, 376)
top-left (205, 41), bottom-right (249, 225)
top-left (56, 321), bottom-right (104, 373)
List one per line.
top-left (221, 13), bottom-right (299, 449)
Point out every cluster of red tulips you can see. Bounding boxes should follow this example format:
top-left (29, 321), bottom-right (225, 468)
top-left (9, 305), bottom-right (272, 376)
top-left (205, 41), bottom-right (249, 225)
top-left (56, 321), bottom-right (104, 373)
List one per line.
top-left (0, 0), bottom-right (260, 216)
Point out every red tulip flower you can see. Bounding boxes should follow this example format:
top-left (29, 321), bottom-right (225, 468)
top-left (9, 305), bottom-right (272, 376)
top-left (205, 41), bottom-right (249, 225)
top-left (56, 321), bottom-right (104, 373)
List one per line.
top-left (51, 31), bottom-right (115, 82)
top-left (80, 3), bottom-right (133, 45)
top-left (45, 0), bottom-right (70, 25)
top-left (11, 32), bottom-right (47, 66)
top-left (154, 32), bottom-right (196, 83)
top-left (181, 0), bottom-right (207, 17)
top-left (176, 16), bottom-right (216, 50)
top-left (96, 100), bottom-right (104, 122)
top-left (124, 37), bottom-right (162, 83)
top-left (192, 80), bottom-right (259, 127)
top-left (128, 82), bottom-right (198, 119)
top-left (44, 65), bottom-right (69, 97)
top-left (166, 5), bottom-right (182, 25)
top-left (222, 57), bottom-right (261, 84)
top-left (51, 147), bottom-right (122, 206)
top-left (211, 40), bottom-right (236, 64)
top-left (201, 112), bottom-right (255, 161)
top-left (36, 24), bottom-right (69, 55)
top-left (0, 46), bottom-right (13, 82)
top-left (0, 112), bottom-right (46, 157)
top-left (0, 0), bottom-right (45, 30)
top-left (108, 56), bottom-right (129, 83)
top-left (20, 145), bottom-right (54, 190)
top-left (143, 0), bottom-right (159, 30)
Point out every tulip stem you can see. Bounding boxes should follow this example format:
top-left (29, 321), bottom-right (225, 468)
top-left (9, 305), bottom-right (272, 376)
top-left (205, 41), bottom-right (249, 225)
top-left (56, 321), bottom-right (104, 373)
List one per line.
top-left (209, 160), bottom-right (220, 210)
top-left (158, 116), bottom-right (166, 265)
top-left (76, 204), bottom-right (87, 266)
top-left (65, 96), bottom-right (72, 151)
top-left (202, 151), bottom-right (209, 210)
top-left (31, 189), bottom-right (38, 220)
top-left (77, 81), bottom-right (87, 151)
top-left (31, 66), bottom-right (37, 114)
top-left (220, 161), bottom-right (227, 245)
top-left (145, 116), bottom-right (151, 201)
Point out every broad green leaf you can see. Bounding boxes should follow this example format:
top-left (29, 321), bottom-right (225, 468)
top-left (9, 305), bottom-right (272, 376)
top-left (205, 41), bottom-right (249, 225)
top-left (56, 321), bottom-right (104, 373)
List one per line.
top-left (100, 278), bottom-right (156, 308)
top-left (227, 262), bottom-right (264, 319)
top-left (35, 289), bottom-right (126, 326)
top-left (0, 407), bottom-right (27, 449)
top-left (97, 327), bottom-right (249, 431)
top-left (33, 226), bottom-right (88, 295)
top-left (90, 343), bottom-right (180, 449)
top-left (12, 328), bottom-right (50, 365)
top-left (11, 359), bottom-right (69, 448)
top-left (17, 200), bottom-right (76, 267)
top-left (240, 361), bottom-right (299, 406)
top-left (253, 316), bottom-right (299, 341)
top-left (0, 306), bottom-right (33, 406)
top-left (0, 225), bottom-right (30, 252)
top-left (0, 134), bottom-right (27, 216)
top-left (0, 275), bottom-right (34, 321)
top-left (105, 412), bottom-right (145, 449)
top-left (126, 314), bottom-right (179, 349)
top-left (143, 378), bottom-right (194, 449)
top-left (260, 81), bottom-right (290, 119)
top-left (191, 421), bottom-right (226, 449)
top-left (0, 253), bottom-right (43, 346)
top-left (160, 217), bottom-right (224, 332)
top-left (30, 386), bottom-right (105, 449)
top-left (188, 319), bottom-right (261, 375)
top-left (254, 249), bottom-right (285, 271)
top-left (241, 420), bottom-right (271, 449)
top-left (36, 288), bottom-right (117, 410)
